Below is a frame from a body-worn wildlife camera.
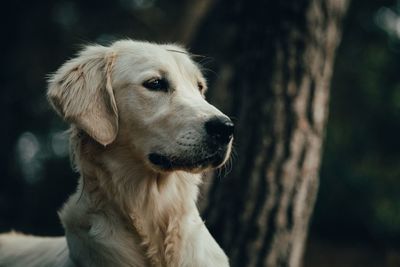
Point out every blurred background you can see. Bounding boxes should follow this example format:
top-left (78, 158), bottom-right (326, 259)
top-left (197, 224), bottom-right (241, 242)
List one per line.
top-left (0, 0), bottom-right (399, 266)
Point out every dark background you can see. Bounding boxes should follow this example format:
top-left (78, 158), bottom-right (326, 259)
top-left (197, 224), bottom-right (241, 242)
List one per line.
top-left (0, 0), bottom-right (399, 266)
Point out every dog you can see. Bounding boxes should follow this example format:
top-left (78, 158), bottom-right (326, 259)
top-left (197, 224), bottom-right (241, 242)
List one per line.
top-left (0, 40), bottom-right (233, 267)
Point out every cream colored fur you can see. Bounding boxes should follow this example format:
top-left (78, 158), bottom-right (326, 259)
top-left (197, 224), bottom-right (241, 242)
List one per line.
top-left (0, 40), bottom-right (231, 267)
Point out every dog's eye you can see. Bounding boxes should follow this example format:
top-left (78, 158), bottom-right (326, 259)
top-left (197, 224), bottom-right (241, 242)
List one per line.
top-left (197, 82), bottom-right (204, 92)
top-left (143, 78), bottom-right (169, 92)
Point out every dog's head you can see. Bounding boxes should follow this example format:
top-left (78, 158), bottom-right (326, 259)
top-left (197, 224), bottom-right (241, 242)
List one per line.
top-left (47, 40), bottom-right (233, 173)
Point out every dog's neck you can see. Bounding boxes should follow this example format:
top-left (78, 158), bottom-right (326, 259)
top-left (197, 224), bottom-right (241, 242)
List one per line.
top-left (62, 132), bottom-right (203, 266)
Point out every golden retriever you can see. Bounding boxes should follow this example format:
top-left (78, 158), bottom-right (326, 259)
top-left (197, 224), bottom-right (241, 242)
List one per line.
top-left (0, 40), bottom-right (233, 267)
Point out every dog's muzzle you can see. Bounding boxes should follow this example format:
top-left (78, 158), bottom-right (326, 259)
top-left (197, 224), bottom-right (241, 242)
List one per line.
top-left (148, 116), bottom-right (234, 171)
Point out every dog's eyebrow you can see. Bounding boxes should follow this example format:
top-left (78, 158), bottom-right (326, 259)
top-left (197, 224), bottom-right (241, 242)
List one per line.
top-left (167, 49), bottom-right (189, 55)
top-left (166, 49), bottom-right (206, 59)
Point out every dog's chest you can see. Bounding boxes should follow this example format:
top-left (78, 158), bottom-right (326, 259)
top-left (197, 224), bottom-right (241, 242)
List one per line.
top-left (129, 211), bottom-right (184, 267)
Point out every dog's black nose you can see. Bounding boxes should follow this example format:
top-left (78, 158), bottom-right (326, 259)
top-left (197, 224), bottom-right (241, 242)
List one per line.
top-left (205, 116), bottom-right (234, 144)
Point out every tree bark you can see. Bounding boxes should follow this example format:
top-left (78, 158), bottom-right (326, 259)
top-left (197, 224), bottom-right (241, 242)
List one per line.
top-left (193, 0), bottom-right (349, 266)
top-left (167, 0), bottom-right (214, 45)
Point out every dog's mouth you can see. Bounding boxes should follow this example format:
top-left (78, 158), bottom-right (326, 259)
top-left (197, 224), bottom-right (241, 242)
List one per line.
top-left (148, 147), bottom-right (229, 172)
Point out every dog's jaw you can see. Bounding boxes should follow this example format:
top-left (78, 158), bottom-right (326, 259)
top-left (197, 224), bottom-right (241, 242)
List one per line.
top-left (147, 137), bottom-right (233, 173)
top-left (147, 148), bottom-right (229, 172)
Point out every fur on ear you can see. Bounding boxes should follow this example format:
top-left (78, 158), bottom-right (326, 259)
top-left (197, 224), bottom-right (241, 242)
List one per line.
top-left (47, 45), bottom-right (118, 146)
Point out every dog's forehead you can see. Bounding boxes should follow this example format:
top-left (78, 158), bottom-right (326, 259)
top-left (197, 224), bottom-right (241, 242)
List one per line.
top-left (112, 41), bottom-right (203, 82)
top-left (165, 48), bottom-right (204, 80)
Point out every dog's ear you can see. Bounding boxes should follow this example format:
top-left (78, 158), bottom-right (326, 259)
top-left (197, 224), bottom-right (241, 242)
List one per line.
top-left (47, 45), bottom-right (118, 146)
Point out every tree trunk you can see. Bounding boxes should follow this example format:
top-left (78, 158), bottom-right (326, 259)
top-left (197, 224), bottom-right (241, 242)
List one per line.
top-left (192, 0), bottom-right (349, 266)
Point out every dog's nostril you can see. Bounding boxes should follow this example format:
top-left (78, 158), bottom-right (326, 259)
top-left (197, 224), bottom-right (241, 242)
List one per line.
top-left (204, 116), bottom-right (234, 144)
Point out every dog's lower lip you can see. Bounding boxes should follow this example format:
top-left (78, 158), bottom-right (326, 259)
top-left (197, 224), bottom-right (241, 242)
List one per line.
top-left (149, 153), bottom-right (172, 168)
top-left (148, 148), bottom-right (227, 170)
